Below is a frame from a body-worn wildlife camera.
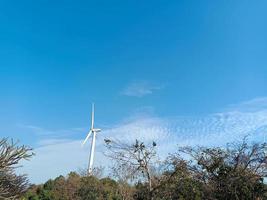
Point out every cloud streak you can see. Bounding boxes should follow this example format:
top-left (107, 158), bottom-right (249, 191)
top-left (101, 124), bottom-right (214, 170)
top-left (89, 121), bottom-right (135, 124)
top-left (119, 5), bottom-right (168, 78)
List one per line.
top-left (121, 81), bottom-right (164, 97)
top-left (17, 124), bottom-right (85, 139)
top-left (226, 97), bottom-right (267, 112)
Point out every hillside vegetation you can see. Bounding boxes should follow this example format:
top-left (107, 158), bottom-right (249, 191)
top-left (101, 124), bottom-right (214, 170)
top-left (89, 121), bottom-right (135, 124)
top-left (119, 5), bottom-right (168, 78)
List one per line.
top-left (0, 137), bottom-right (266, 200)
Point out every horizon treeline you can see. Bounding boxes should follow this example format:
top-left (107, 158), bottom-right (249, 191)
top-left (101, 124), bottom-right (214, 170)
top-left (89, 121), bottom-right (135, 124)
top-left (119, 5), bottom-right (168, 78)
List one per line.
top-left (0, 137), bottom-right (267, 200)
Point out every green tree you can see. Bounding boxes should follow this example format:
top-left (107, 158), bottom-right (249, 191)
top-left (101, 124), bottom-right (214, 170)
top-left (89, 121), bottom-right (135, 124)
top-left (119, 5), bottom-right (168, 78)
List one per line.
top-left (78, 176), bottom-right (122, 200)
top-left (153, 158), bottom-right (204, 200)
top-left (177, 139), bottom-right (267, 200)
top-left (78, 176), bottom-right (99, 200)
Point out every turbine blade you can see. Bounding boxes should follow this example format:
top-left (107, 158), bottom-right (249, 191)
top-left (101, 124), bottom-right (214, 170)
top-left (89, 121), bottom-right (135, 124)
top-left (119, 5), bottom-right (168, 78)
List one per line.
top-left (91, 103), bottom-right (94, 129)
top-left (82, 130), bottom-right (92, 146)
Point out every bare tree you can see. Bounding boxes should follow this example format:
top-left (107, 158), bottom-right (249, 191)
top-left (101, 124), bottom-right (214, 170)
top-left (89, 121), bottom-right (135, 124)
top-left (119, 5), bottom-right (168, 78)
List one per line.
top-left (0, 138), bottom-right (34, 199)
top-left (104, 139), bottom-right (158, 200)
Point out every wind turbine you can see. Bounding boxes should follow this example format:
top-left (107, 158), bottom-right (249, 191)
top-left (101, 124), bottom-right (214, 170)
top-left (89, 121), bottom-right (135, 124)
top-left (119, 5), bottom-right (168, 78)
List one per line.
top-left (82, 103), bottom-right (101, 175)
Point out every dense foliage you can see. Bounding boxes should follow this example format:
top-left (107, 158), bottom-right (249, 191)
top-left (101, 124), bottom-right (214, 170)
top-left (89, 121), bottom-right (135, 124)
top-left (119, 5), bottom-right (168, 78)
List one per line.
top-left (23, 139), bottom-right (267, 200)
top-left (23, 172), bottom-right (124, 200)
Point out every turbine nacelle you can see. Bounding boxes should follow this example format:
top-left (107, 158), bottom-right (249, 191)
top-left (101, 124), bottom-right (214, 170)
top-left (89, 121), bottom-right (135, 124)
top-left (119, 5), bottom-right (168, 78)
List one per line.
top-left (82, 103), bottom-right (101, 146)
top-left (92, 128), bottom-right (101, 133)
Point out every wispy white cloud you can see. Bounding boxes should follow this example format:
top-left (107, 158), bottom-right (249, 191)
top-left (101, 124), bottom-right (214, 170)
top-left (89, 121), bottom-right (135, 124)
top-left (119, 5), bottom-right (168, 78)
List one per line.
top-left (121, 81), bottom-right (164, 97)
top-left (17, 124), bottom-right (85, 138)
top-left (37, 138), bottom-right (73, 146)
top-left (19, 97), bottom-right (267, 183)
top-left (226, 97), bottom-right (267, 112)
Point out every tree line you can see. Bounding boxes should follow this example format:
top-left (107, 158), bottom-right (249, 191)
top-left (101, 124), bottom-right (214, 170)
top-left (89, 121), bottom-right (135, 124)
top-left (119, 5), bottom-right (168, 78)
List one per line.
top-left (0, 137), bottom-right (266, 199)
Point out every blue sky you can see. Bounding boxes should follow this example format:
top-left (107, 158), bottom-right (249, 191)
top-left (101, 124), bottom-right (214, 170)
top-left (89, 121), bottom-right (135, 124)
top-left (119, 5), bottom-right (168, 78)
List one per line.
top-left (1, 1), bottom-right (267, 183)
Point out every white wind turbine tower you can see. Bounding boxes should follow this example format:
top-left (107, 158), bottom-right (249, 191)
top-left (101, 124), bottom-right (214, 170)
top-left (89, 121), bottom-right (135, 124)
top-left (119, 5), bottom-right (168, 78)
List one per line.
top-left (82, 103), bottom-right (101, 175)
